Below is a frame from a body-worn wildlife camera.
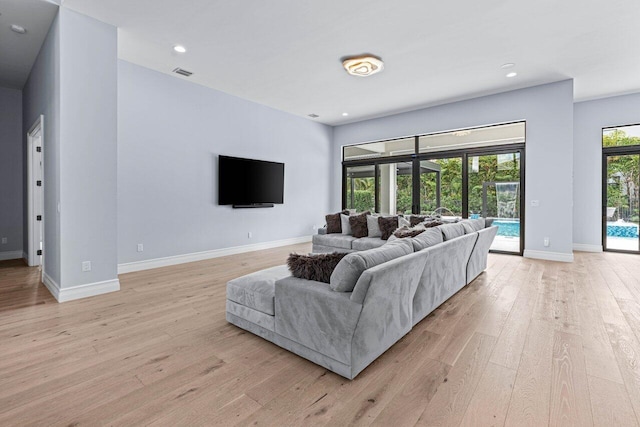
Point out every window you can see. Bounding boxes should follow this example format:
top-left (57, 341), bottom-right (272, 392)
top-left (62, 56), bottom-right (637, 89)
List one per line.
top-left (342, 122), bottom-right (525, 254)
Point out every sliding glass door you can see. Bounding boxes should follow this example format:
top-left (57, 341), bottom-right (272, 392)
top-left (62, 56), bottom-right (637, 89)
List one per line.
top-left (604, 154), bottom-right (639, 252)
top-left (342, 122), bottom-right (526, 254)
top-left (418, 157), bottom-right (463, 217)
top-left (468, 151), bottom-right (522, 253)
top-left (602, 125), bottom-right (640, 253)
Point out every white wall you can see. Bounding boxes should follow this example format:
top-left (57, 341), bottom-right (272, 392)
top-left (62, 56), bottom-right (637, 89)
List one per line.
top-left (573, 92), bottom-right (640, 250)
top-left (117, 60), bottom-right (333, 265)
top-left (0, 86), bottom-right (23, 257)
top-left (22, 13), bottom-right (61, 282)
top-left (333, 80), bottom-right (575, 260)
top-left (58, 8), bottom-right (118, 288)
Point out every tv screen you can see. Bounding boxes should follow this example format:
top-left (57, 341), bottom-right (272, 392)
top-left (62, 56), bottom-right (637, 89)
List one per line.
top-left (218, 156), bottom-right (285, 206)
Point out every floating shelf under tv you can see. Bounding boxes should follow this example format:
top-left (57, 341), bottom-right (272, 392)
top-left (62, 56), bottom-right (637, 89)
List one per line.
top-left (232, 203), bottom-right (275, 209)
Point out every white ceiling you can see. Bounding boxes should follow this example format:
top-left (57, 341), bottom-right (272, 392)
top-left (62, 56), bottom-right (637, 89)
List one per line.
top-left (0, 0), bottom-right (58, 89)
top-left (61, 0), bottom-right (640, 125)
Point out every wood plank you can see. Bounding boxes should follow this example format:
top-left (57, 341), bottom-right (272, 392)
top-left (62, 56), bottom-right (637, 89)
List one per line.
top-left (459, 362), bottom-right (517, 427)
top-left (588, 375), bottom-right (639, 427)
top-left (549, 330), bottom-right (593, 426)
top-left (504, 319), bottom-right (555, 427)
top-left (415, 333), bottom-right (497, 427)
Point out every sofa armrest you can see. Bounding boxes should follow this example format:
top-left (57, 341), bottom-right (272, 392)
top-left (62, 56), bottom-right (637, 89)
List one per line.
top-left (467, 225), bottom-right (498, 282)
top-left (274, 276), bottom-right (362, 365)
top-left (350, 250), bottom-right (429, 377)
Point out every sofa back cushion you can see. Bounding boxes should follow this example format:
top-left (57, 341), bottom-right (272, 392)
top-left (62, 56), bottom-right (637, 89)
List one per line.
top-left (439, 223), bottom-right (466, 241)
top-left (330, 238), bottom-right (413, 292)
top-left (411, 228), bottom-right (444, 251)
top-left (460, 218), bottom-right (486, 234)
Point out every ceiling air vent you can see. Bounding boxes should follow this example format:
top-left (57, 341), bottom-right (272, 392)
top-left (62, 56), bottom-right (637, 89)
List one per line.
top-left (172, 67), bottom-right (193, 77)
top-left (308, 113), bottom-right (319, 118)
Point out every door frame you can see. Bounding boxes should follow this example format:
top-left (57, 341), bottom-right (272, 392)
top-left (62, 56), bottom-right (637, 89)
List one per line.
top-left (27, 115), bottom-right (45, 268)
top-left (601, 144), bottom-right (640, 253)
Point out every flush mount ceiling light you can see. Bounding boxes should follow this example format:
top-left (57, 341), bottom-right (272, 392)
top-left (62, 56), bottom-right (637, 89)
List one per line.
top-left (506, 72), bottom-right (518, 78)
top-left (342, 112), bottom-right (349, 116)
top-left (173, 45), bottom-right (186, 53)
top-left (501, 63), bottom-right (515, 69)
top-left (10, 24), bottom-right (26, 34)
top-left (452, 130), bottom-right (471, 137)
top-left (342, 55), bottom-right (384, 77)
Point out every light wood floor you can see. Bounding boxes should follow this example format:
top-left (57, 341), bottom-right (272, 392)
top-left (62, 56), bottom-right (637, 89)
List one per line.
top-left (1, 246), bottom-right (640, 426)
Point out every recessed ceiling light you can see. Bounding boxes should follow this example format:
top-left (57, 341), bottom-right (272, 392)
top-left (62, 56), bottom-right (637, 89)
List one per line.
top-left (506, 72), bottom-right (518, 78)
top-left (11, 24), bottom-right (26, 34)
top-left (342, 112), bottom-right (349, 116)
top-left (342, 55), bottom-right (384, 77)
top-left (501, 63), bottom-right (515, 69)
top-left (173, 45), bottom-right (186, 53)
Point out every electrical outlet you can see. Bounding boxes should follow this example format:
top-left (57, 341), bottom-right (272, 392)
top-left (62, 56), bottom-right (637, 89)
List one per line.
top-left (531, 200), bottom-right (540, 207)
top-left (137, 243), bottom-right (144, 252)
top-left (82, 261), bottom-right (91, 272)
top-left (248, 232), bottom-right (252, 239)
top-left (1, 237), bottom-right (6, 244)
top-left (543, 237), bottom-right (550, 247)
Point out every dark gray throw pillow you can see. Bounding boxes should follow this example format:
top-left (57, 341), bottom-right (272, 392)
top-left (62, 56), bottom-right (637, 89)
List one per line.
top-left (378, 216), bottom-right (399, 240)
top-left (287, 252), bottom-right (347, 283)
top-left (393, 225), bottom-right (426, 238)
top-left (349, 211), bottom-right (370, 238)
top-left (325, 210), bottom-right (348, 234)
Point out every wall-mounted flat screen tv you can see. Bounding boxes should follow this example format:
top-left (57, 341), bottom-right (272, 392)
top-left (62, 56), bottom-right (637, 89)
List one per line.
top-left (218, 155), bottom-right (285, 207)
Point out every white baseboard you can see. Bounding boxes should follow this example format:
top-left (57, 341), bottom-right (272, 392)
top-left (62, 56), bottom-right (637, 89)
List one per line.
top-left (573, 243), bottom-right (603, 253)
top-left (0, 250), bottom-right (24, 261)
top-left (43, 272), bottom-right (120, 303)
top-left (523, 249), bottom-right (574, 263)
top-left (118, 235), bottom-right (313, 274)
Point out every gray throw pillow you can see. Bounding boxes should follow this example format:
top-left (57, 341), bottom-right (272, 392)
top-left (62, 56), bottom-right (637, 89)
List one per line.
top-left (340, 214), bottom-right (352, 235)
top-left (367, 214), bottom-right (381, 238)
top-left (411, 228), bottom-right (444, 251)
top-left (439, 223), bottom-right (466, 241)
top-left (330, 239), bottom-right (413, 292)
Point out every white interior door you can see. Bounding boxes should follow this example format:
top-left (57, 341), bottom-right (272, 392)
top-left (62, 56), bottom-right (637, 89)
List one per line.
top-left (27, 116), bottom-right (45, 271)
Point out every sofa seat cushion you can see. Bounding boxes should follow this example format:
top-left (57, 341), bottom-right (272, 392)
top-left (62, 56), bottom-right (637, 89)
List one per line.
top-left (312, 233), bottom-right (357, 250)
top-left (330, 238), bottom-right (413, 292)
top-left (352, 237), bottom-right (386, 251)
top-left (226, 265), bottom-right (290, 315)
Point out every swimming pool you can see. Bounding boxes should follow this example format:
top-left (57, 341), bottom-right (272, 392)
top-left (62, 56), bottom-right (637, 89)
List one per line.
top-left (489, 219), bottom-right (640, 239)
top-left (493, 220), bottom-right (520, 237)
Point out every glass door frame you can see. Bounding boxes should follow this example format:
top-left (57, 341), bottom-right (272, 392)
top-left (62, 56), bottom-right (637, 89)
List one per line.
top-left (601, 144), bottom-right (640, 253)
top-left (342, 142), bottom-right (526, 255)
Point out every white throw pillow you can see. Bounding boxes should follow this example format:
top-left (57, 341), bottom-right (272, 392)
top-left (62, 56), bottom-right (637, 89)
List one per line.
top-left (340, 214), bottom-right (352, 235)
top-left (367, 214), bottom-right (381, 238)
top-left (398, 215), bottom-right (410, 228)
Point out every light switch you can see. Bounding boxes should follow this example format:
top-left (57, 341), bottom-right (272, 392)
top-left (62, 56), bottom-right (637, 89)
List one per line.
top-left (531, 200), bottom-right (539, 207)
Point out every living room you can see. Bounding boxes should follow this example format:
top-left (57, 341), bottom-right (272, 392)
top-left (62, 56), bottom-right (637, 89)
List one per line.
top-left (1, 0), bottom-right (640, 425)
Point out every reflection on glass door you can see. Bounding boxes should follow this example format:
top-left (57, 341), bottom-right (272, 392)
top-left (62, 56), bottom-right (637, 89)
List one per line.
top-left (468, 152), bottom-right (522, 253)
top-left (604, 154), bottom-right (640, 252)
top-left (345, 165), bottom-right (376, 213)
top-left (419, 158), bottom-right (462, 216)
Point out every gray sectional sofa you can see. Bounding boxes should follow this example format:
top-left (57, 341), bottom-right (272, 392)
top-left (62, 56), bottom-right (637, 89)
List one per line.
top-left (226, 219), bottom-right (498, 379)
